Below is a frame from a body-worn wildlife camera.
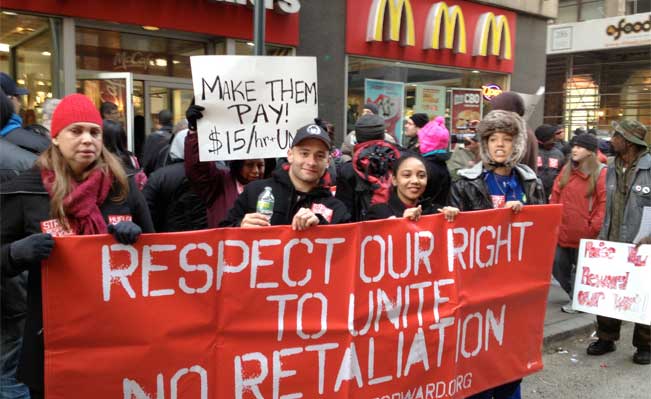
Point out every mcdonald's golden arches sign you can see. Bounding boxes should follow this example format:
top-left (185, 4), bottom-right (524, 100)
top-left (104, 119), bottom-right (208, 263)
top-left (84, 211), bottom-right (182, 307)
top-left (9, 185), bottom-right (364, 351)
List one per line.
top-left (347, 0), bottom-right (516, 73)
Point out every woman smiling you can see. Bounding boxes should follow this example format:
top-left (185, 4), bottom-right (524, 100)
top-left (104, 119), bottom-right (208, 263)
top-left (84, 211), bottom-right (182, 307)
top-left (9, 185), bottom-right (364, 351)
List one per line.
top-left (366, 153), bottom-right (458, 222)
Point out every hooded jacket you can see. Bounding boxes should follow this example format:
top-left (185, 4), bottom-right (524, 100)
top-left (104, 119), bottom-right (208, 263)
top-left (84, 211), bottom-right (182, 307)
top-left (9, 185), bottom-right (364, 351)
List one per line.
top-left (0, 168), bottom-right (154, 393)
top-left (550, 164), bottom-right (606, 247)
top-left (220, 165), bottom-right (350, 227)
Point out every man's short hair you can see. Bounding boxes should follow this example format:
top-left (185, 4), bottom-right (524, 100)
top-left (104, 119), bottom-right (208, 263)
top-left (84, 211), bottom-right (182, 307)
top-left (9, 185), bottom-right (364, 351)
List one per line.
top-left (100, 102), bottom-right (117, 117)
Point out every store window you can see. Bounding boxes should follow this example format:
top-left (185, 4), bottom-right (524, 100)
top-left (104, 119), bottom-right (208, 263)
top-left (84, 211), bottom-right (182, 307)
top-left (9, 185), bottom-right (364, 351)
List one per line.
top-left (234, 40), bottom-right (293, 56)
top-left (347, 57), bottom-right (509, 144)
top-left (627, 0), bottom-right (651, 14)
top-left (544, 47), bottom-right (651, 138)
top-left (76, 27), bottom-right (211, 78)
top-left (0, 11), bottom-right (56, 126)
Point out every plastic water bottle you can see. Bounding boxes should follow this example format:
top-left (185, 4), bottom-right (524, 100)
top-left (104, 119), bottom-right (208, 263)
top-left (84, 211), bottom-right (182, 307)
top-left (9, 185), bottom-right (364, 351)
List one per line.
top-left (256, 186), bottom-right (275, 219)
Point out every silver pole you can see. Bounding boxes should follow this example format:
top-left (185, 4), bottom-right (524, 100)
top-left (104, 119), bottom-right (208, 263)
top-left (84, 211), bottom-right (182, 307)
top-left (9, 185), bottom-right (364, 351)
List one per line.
top-left (253, 0), bottom-right (266, 56)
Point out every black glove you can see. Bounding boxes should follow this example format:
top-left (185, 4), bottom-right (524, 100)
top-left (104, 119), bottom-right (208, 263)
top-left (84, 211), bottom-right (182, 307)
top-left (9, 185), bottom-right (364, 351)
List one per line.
top-left (108, 222), bottom-right (142, 245)
top-left (186, 103), bottom-right (205, 131)
top-left (10, 233), bottom-right (55, 265)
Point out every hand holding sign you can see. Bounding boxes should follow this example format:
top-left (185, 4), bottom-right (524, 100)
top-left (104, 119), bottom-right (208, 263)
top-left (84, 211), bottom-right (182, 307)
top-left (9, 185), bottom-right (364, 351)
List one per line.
top-left (190, 56), bottom-right (318, 161)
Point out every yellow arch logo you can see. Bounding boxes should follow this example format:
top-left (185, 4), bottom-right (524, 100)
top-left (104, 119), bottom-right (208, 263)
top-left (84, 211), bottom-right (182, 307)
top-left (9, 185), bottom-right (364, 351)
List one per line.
top-left (366, 0), bottom-right (416, 46)
top-left (423, 2), bottom-right (466, 53)
top-left (473, 12), bottom-right (512, 60)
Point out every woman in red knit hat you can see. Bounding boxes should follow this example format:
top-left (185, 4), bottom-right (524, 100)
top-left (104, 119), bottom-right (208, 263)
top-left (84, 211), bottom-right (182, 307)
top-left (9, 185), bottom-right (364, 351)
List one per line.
top-left (0, 93), bottom-right (154, 398)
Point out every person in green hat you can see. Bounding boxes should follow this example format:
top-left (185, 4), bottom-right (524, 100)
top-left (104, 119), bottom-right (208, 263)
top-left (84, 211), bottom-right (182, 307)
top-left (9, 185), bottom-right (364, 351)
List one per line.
top-left (586, 119), bottom-right (651, 365)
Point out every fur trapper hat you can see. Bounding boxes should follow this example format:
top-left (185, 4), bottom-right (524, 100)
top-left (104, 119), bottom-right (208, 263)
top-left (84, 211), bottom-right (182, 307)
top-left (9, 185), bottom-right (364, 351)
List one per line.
top-left (477, 110), bottom-right (527, 170)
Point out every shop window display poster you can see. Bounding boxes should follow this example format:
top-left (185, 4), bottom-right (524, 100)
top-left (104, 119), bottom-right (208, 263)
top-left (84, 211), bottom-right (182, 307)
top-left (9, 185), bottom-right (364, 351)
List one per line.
top-left (413, 84), bottom-right (447, 119)
top-left (364, 78), bottom-right (405, 142)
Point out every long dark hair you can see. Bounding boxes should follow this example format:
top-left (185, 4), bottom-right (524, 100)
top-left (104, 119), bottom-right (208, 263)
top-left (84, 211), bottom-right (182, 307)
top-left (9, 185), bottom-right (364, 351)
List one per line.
top-left (102, 120), bottom-right (133, 168)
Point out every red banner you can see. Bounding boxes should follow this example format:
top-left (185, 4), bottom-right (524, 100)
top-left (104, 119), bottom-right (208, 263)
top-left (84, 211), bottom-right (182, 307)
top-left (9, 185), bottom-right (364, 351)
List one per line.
top-left (42, 206), bottom-right (561, 398)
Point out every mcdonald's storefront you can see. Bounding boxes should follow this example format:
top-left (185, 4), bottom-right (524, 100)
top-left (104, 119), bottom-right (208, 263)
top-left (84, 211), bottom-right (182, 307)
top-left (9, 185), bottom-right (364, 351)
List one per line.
top-left (343, 0), bottom-right (533, 144)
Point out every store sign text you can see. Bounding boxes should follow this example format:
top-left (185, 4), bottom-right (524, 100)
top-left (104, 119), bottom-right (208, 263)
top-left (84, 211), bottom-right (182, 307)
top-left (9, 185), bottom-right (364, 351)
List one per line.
top-left (606, 14), bottom-right (651, 40)
top-left (210, 0), bottom-right (300, 14)
top-left (481, 83), bottom-right (502, 101)
top-left (366, 0), bottom-right (512, 60)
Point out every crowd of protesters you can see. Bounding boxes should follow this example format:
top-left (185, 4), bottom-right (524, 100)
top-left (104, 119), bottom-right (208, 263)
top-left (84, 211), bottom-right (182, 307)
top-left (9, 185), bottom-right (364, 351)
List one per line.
top-left (1, 70), bottom-right (650, 399)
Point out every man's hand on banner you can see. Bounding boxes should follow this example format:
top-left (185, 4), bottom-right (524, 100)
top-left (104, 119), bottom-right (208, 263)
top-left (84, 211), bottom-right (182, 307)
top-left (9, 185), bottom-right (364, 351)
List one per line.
top-left (291, 208), bottom-right (319, 231)
top-left (505, 201), bottom-right (523, 214)
top-left (186, 102), bottom-right (205, 131)
top-left (241, 213), bottom-right (272, 228)
top-left (10, 233), bottom-right (54, 265)
top-left (108, 222), bottom-right (142, 245)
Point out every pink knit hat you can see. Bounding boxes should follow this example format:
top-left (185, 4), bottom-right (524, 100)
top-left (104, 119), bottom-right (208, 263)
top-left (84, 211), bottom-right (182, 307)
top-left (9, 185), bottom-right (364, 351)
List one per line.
top-left (50, 94), bottom-right (103, 138)
top-left (417, 116), bottom-right (449, 154)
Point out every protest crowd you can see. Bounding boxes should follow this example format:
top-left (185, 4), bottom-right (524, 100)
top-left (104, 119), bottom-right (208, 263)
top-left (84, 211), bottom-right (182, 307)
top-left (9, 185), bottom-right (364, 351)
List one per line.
top-left (1, 67), bottom-right (650, 399)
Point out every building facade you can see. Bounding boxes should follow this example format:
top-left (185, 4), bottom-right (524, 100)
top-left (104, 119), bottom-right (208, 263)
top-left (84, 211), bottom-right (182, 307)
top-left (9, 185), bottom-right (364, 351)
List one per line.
top-left (545, 0), bottom-right (651, 137)
top-left (1, 0), bottom-right (554, 147)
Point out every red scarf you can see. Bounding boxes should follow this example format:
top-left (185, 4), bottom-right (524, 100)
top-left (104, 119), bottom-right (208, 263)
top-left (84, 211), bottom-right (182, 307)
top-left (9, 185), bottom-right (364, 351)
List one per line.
top-left (41, 168), bottom-right (114, 235)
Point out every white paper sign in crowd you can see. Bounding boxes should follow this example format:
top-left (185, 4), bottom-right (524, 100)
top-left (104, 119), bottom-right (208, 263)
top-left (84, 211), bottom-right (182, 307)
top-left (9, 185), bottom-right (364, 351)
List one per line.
top-left (573, 239), bottom-right (651, 324)
top-left (190, 56), bottom-right (318, 161)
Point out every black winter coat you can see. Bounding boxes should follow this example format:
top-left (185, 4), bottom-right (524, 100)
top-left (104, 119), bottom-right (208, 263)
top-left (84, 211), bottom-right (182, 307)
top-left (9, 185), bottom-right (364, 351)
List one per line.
top-left (422, 151), bottom-right (451, 208)
top-left (4, 126), bottom-right (49, 155)
top-left (0, 138), bottom-right (37, 183)
top-left (220, 166), bottom-right (350, 227)
top-left (536, 145), bottom-right (565, 200)
top-left (449, 162), bottom-right (546, 211)
top-left (142, 160), bottom-right (208, 232)
top-left (0, 168), bottom-right (154, 394)
top-left (141, 126), bottom-right (173, 175)
top-left (366, 189), bottom-right (440, 220)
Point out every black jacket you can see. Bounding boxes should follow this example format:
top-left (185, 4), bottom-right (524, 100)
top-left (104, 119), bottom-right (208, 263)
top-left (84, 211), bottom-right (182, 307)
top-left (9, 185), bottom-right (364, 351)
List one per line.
top-left (141, 126), bottom-right (173, 176)
top-left (0, 168), bottom-right (154, 393)
top-left (422, 151), bottom-right (451, 208)
top-left (0, 139), bottom-right (37, 369)
top-left (366, 189), bottom-right (440, 220)
top-left (220, 166), bottom-right (350, 227)
top-left (449, 162), bottom-right (546, 211)
top-left (142, 160), bottom-right (208, 232)
top-left (3, 126), bottom-right (49, 155)
top-left (536, 145), bottom-right (565, 200)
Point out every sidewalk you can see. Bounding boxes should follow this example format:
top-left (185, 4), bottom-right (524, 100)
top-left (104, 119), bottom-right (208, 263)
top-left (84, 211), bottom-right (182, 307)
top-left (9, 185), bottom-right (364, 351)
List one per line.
top-left (543, 281), bottom-right (595, 346)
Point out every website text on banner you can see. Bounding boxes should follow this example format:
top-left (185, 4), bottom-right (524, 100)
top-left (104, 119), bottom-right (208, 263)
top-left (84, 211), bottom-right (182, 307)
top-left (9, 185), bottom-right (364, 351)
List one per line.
top-left (190, 55), bottom-right (318, 162)
top-left (573, 239), bottom-right (651, 324)
top-left (42, 206), bottom-right (561, 399)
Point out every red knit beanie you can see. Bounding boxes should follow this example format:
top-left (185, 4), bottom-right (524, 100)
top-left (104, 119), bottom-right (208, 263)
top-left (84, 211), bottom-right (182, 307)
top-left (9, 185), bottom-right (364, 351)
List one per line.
top-left (50, 94), bottom-right (103, 138)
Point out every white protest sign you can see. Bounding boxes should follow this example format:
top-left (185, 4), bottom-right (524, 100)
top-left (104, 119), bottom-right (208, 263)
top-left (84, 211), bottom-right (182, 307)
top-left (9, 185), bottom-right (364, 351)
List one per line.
top-left (573, 239), bottom-right (651, 324)
top-left (190, 56), bottom-right (318, 161)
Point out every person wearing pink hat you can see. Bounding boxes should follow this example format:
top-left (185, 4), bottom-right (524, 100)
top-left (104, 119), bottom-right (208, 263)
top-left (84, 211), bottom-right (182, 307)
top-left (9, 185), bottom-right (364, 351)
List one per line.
top-left (417, 116), bottom-right (452, 209)
top-left (0, 93), bottom-right (153, 397)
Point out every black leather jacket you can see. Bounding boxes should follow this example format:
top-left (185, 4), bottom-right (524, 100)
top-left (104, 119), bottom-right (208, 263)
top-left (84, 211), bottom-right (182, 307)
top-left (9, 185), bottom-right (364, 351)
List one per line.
top-left (449, 162), bottom-right (546, 211)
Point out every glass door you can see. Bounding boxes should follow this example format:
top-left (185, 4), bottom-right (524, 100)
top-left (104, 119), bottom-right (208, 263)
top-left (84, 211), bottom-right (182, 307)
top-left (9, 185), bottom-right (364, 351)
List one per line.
top-left (143, 80), bottom-right (193, 135)
top-left (77, 71), bottom-right (135, 150)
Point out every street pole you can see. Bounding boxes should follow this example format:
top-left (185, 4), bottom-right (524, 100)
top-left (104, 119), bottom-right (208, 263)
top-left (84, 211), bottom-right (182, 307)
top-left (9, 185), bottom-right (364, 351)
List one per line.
top-left (254, 0), bottom-right (266, 56)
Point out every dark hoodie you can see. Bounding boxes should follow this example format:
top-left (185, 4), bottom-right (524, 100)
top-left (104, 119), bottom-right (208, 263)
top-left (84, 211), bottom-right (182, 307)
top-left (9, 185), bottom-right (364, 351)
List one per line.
top-left (220, 165), bottom-right (350, 227)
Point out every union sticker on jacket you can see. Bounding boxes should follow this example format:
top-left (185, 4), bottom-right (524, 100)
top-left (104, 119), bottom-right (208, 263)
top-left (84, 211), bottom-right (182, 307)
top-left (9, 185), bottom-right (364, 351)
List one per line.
top-left (40, 219), bottom-right (76, 237)
top-left (108, 215), bottom-right (133, 225)
top-left (310, 203), bottom-right (333, 223)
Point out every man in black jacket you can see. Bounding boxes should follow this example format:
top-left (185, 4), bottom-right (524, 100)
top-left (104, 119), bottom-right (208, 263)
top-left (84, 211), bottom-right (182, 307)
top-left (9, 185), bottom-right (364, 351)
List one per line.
top-left (141, 109), bottom-right (174, 175)
top-left (220, 122), bottom-right (350, 229)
